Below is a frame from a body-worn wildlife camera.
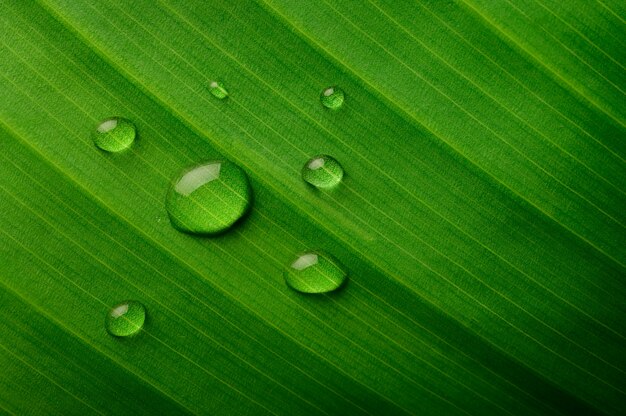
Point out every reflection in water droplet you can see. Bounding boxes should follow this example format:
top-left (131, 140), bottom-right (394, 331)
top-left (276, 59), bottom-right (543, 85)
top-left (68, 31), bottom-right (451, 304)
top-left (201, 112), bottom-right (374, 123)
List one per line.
top-left (105, 300), bottom-right (146, 337)
top-left (320, 86), bottom-right (344, 110)
top-left (166, 160), bottom-right (252, 235)
top-left (93, 117), bottom-right (136, 152)
top-left (302, 155), bottom-right (344, 189)
top-left (284, 251), bottom-right (347, 294)
top-left (209, 81), bottom-right (229, 99)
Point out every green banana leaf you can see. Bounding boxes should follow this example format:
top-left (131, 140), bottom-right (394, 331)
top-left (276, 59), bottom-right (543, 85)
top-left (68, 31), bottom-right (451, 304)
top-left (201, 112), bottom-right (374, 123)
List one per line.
top-left (1, 0), bottom-right (624, 414)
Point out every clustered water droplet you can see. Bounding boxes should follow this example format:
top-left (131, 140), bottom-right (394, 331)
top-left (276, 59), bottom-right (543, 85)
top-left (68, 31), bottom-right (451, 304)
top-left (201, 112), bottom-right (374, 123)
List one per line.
top-left (302, 155), bottom-right (344, 189)
top-left (284, 251), bottom-right (347, 294)
top-left (93, 117), bottom-right (136, 152)
top-left (165, 160), bottom-right (252, 235)
top-left (320, 86), bottom-right (344, 110)
top-left (105, 300), bottom-right (146, 337)
top-left (99, 84), bottom-right (353, 336)
top-left (209, 81), bottom-right (229, 99)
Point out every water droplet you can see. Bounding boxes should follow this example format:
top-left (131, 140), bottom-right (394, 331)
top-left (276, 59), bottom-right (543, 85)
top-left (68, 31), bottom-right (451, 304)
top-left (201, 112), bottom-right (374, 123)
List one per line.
top-left (320, 86), bottom-right (344, 110)
top-left (302, 155), bottom-right (344, 189)
top-left (209, 81), bottom-right (229, 99)
top-left (105, 300), bottom-right (146, 337)
top-left (93, 117), bottom-right (136, 152)
top-left (284, 251), bottom-right (347, 294)
top-left (166, 160), bottom-right (252, 235)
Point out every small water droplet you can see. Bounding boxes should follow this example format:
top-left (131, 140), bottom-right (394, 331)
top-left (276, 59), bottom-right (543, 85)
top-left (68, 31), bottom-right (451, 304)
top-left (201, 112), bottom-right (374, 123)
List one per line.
top-left (302, 155), bottom-right (344, 189)
top-left (284, 251), bottom-right (347, 294)
top-left (209, 81), bottom-right (229, 99)
top-left (93, 117), bottom-right (136, 152)
top-left (166, 160), bottom-right (252, 235)
top-left (105, 300), bottom-right (146, 337)
top-left (320, 86), bottom-right (344, 109)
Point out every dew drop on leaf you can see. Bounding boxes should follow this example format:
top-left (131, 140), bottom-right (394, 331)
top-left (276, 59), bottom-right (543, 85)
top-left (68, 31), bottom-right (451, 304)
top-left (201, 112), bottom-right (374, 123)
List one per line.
top-left (302, 155), bottom-right (344, 189)
top-left (93, 117), bottom-right (136, 152)
top-left (209, 81), bottom-right (229, 99)
top-left (166, 160), bottom-right (252, 235)
top-left (105, 300), bottom-right (146, 337)
top-left (320, 86), bottom-right (344, 109)
top-left (284, 251), bottom-right (347, 294)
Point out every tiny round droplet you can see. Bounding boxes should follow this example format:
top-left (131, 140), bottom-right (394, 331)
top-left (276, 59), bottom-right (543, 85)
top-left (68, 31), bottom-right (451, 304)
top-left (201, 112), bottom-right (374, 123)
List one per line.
top-left (93, 117), bottom-right (136, 152)
top-left (284, 251), bottom-right (347, 294)
top-left (320, 86), bottom-right (344, 110)
top-left (166, 160), bottom-right (252, 235)
top-left (209, 81), bottom-right (229, 99)
top-left (105, 300), bottom-right (146, 337)
top-left (302, 155), bottom-right (344, 189)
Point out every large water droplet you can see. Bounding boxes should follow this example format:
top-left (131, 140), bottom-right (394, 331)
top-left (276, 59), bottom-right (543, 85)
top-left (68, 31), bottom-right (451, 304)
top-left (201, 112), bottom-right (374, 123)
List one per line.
top-left (209, 81), bottom-right (229, 99)
top-left (166, 160), bottom-right (252, 235)
top-left (320, 86), bottom-right (344, 110)
top-left (284, 251), bottom-right (347, 294)
top-left (105, 300), bottom-right (146, 337)
top-left (302, 155), bottom-right (344, 189)
top-left (93, 117), bottom-right (136, 152)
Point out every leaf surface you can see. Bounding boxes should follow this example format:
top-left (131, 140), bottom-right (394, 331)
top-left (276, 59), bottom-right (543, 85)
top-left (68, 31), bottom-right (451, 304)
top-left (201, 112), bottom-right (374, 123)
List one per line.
top-left (0, 0), bottom-right (624, 414)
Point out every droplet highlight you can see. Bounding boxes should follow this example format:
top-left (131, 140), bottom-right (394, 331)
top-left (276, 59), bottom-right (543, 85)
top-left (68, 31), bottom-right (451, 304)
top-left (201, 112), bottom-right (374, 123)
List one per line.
top-left (166, 160), bottom-right (252, 235)
top-left (284, 251), bottom-right (347, 294)
top-left (302, 155), bottom-right (344, 189)
top-left (209, 81), bottom-right (229, 99)
top-left (320, 86), bottom-right (344, 110)
top-left (93, 117), bottom-right (136, 152)
top-left (105, 300), bottom-right (146, 337)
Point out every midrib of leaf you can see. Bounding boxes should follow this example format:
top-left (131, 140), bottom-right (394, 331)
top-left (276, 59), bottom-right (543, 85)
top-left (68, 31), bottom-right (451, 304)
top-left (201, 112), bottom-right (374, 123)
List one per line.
top-left (1, 0), bottom-right (625, 415)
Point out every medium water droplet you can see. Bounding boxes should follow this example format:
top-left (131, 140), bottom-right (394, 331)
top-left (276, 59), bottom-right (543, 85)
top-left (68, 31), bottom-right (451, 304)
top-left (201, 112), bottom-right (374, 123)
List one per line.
top-left (93, 117), bottom-right (136, 152)
top-left (166, 160), bottom-right (252, 235)
top-left (209, 81), bottom-right (229, 99)
top-left (284, 251), bottom-right (347, 294)
top-left (320, 86), bottom-right (344, 109)
top-left (105, 300), bottom-right (146, 337)
top-left (302, 155), bottom-right (344, 189)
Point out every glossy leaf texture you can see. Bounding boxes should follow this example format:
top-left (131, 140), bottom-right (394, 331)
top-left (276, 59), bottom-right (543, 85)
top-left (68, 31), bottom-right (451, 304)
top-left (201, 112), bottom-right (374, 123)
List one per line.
top-left (0, 0), bottom-right (625, 415)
